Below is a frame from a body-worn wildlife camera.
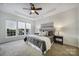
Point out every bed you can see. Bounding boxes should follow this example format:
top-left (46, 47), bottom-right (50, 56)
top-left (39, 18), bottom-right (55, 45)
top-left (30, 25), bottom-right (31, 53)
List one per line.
top-left (24, 35), bottom-right (54, 54)
top-left (24, 22), bottom-right (55, 55)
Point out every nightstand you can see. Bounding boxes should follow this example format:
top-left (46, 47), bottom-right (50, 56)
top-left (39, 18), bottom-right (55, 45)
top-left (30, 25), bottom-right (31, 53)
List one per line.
top-left (53, 35), bottom-right (63, 44)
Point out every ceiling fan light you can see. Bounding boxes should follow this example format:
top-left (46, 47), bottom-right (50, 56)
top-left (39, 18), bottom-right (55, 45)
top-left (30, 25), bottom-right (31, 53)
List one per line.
top-left (31, 10), bottom-right (35, 13)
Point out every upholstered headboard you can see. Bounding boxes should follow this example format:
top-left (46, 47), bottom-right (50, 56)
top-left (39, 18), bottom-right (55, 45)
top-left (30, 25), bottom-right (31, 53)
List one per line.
top-left (40, 22), bottom-right (55, 36)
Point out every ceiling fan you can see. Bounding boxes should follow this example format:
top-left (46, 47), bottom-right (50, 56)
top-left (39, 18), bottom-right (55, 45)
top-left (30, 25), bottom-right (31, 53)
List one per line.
top-left (23, 3), bottom-right (42, 15)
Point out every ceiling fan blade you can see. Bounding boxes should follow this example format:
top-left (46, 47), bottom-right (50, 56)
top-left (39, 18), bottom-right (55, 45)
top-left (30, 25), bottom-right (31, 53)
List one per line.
top-left (30, 3), bottom-right (34, 6)
top-left (35, 8), bottom-right (42, 10)
top-left (35, 11), bottom-right (39, 15)
top-left (23, 8), bottom-right (31, 10)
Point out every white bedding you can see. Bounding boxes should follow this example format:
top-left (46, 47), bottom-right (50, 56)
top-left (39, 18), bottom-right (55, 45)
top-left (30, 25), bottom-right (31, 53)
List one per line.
top-left (27, 35), bottom-right (52, 51)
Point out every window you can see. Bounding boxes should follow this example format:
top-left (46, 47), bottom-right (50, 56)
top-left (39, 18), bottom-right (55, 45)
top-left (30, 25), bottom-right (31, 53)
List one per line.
top-left (18, 22), bottom-right (25, 35)
top-left (6, 20), bottom-right (32, 36)
top-left (26, 23), bottom-right (31, 34)
top-left (6, 20), bottom-right (17, 36)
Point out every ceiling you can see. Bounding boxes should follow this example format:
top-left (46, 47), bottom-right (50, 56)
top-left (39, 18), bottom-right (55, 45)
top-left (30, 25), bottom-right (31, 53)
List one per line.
top-left (0, 3), bottom-right (78, 20)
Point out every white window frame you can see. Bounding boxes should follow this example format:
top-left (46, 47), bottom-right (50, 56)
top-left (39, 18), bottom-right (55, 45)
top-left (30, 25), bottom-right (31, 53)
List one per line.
top-left (5, 20), bottom-right (17, 38)
top-left (6, 20), bottom-right (32, 37)
top-left (17, 21), bottom-right (26, 36)
top-left (25, 23), bottom-right (31, 34)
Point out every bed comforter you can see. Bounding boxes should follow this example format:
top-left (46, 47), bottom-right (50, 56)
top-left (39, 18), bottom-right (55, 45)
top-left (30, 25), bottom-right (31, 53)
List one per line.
top-left (24, 35), bottom-right (52, 53)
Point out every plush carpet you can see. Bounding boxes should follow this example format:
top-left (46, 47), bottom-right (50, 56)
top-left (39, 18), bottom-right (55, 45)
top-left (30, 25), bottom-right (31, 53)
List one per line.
top-left (0, 40), bottom-right (42, 56)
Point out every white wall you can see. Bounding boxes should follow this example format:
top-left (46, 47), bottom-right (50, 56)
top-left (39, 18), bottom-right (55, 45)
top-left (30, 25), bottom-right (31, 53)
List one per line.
top-left (35, 7), bottom-right (78, 47)
top-left (0, 11), bottom-right (35, 44)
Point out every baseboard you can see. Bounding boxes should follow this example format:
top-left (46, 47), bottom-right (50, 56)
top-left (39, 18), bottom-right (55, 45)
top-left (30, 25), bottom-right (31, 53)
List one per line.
top-left (63, 43), bottom-right (79, 49)
top-left (0, 39), bottom-right (23, 45)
